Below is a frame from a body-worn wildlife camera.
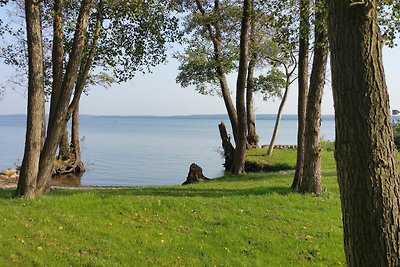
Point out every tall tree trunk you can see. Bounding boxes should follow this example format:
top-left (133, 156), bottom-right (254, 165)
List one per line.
top-left (67, 0), bottom-right (103, 118)
top-left (246, 12), bottom-right (258, 148)
top-left (232, 0), bottom-right (252, 175)
top-left (52, 0), bottom-right (70, 163)
top-left (217, 66), bottom-right (239, 144)
top-left (246, 61), bottom-right (257, 148)
top-left (16, 0), bottom-right (45, 198)
top-left (292, 0), bottom-right (310, 190)
top-left (327, 0), bottom-right (400, 265)
top-left (35, 0), bottom-right (92, 194)
top-left (49, 0), bottom-right (64, 127)
top-left (299, 0), bottom-right (327, 195)
top-left (195, 0), bottom-right (238, 144)
top-left (71, 103), bottom-right (84, 171)
top-left (267, 79), bottom-right (290, 156)
top-left (58, 124), bottom-right (70, 160)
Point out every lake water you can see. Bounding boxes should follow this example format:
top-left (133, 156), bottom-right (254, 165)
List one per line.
top-left (0, 114), bottom-right (335, 186)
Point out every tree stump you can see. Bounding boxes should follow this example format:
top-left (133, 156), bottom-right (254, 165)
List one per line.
top-left (182, 163), bottom-right (210, 185)
top-left (218, 122), bottom-right (235, 171)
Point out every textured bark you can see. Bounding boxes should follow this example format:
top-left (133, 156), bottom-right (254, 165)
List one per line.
top-left (182, 163), bottom-right (210, 185)
top-left (195, 0), bottom-right (238, 144)
top-left (232, 0), bottom-right (251, 175)
top-left (246, 15), bottom-right (258, 148)
top-left (299, 0), bottom-right (327, 195)
top-left (35, 0), bottom-right (92, 194)
top-left (218, 122), bottom-right (235, 171)
top-left (267, 80), bottom-right (290, 156)
top-left (49, 0), bottom-right (64, 126)
top-left (71, 104), bottom-right (84, 172)
top-left (52, 0), bottom-right (69, 162)
top-left (328, 0), bottom-right (400, 265)
top-left (16, 0), bottom-right (45, 198)
top-left (292, 0), bottom-right (310, 190)
top-left (58, 124), bottom-right (70, 161)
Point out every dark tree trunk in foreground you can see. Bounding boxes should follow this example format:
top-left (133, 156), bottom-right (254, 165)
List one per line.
top-left (292, 0), bottom-right (310, 190)
top-left (328, 0), bottom-right (400, 265)
top-left (298, 0), bottom-right (327, 195)
top-left (16, 0), bottom-right (45, 198)
top-left (232, 0), bottom-right (252, 175)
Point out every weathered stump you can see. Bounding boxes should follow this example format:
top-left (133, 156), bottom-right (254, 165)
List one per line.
top-left (182, 163), bottom-right (210, 185)
top-left (218, 122), bottom-right (235, 171)
top-left (53, 161), bottom-right (85, 176)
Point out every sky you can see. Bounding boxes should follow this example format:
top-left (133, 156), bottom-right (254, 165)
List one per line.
top-left (0, 46), bottom-right (399, 116)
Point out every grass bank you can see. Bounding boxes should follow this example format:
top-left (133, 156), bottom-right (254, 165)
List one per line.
top-left (0, 149), bottom-right (344, 266)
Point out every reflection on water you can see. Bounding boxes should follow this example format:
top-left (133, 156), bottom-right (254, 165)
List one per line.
top-left (51, 172), bottom-right (83, 187)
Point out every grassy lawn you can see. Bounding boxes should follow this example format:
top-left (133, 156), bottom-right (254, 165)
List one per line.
top-left (0, 149), bottom-right (344, 266)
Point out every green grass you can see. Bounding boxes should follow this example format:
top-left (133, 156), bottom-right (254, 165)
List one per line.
top-left (245, 147), bottom-right (297, 171)
top-left (0, 150), bottom-right (344, 266)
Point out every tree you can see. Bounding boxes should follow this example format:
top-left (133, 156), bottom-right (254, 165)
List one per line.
top-left (177, 1), bottom-right (282, 148)
top-left (177, 0), bottom-right (240, 144)
top-left (257, 0), bottom-right (299, 156)
top-left (17, 0), bottom-right (93, 197)
top-left (16, 0), bottom-right (46, 199)
top-left (232, 0), bottom-right (252, 175)
top-left (265, 53), bottom-right (297, 156)
top-left (327, 0), bottom-right (400, 265)
top-left (246, 10), bottom-right (259, 148)
top-left (16, 0), bottom-right (180, 198)
top-left (178, 0), bottom-right (273, 172)
top-left (292, 0), bottom-right (310, 190)
top-left (298, 0), bottom-right (327, 194)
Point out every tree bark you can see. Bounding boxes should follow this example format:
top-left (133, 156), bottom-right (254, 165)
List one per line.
top-left (49, 0), bottom-right (64, 127)
top-left (299, 0), bottom-right (327, 195)
top-left (35, 0), bottom-right (92, 194)
top-left (327, 0), bottom-right (400, 265)
top-left (232, 0), bottom-right (252, 175)
top-left (58, 124), bottom-right (70, 161)
top-left (16, 0), bottom-right (45, 198)
top-left (218, 122), bottom-right (235, 171)
top-left (71, 103), bottom-right (84, 172)
top-left (52, 0), bottom-right (70, 163)
top-left (292, 0), bottom-right (310, 190)
top-left (246, 13), bottom-right (258, 148)
top-left (182, 163), bottom-right (210, 185)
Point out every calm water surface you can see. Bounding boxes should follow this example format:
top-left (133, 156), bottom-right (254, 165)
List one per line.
top-left (0, 114), bottom-right (335, 186)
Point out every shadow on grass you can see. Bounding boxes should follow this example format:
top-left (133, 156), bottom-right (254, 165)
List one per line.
top-left (0, 186), bottom-right (292, 200)
top-left (48, 185), bottom-right (292, 199)
top-left (0, 189), bottom-right (16, 199)
top-left (0, 173), bottom-right (294, 200)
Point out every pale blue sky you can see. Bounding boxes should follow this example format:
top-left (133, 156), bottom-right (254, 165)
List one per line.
top-left (0, 46), bottom-right (398, 116)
